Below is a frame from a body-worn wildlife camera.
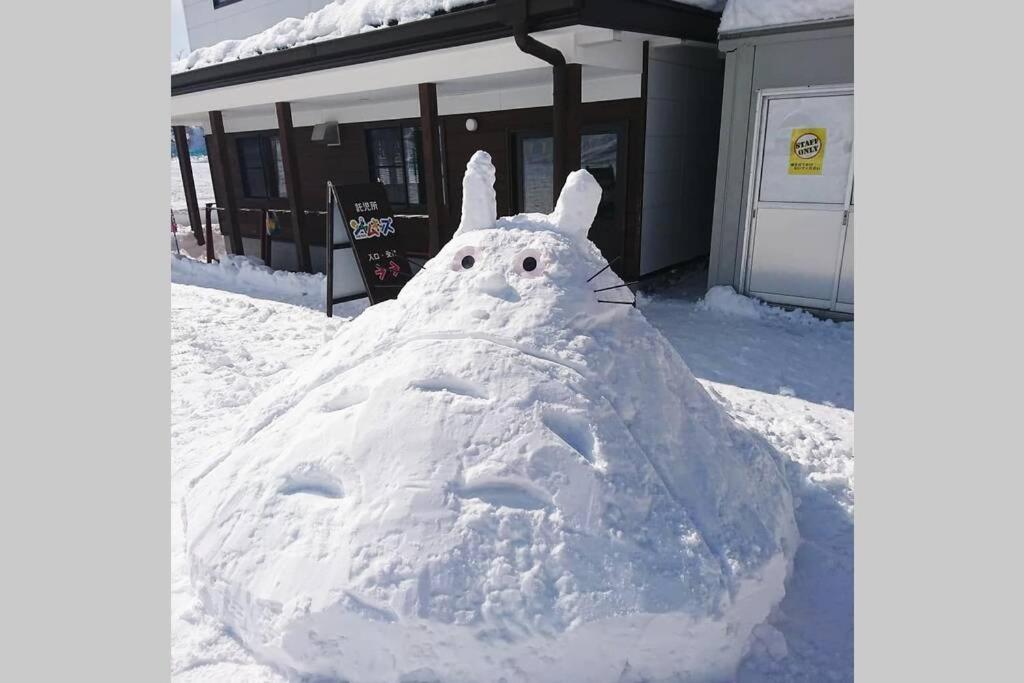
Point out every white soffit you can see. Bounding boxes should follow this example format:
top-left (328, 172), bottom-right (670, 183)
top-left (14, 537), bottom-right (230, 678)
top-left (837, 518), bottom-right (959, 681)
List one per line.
top-left (193, 64), bottom-right (642, 134)
top-left (171, 25), bottom-right (657, 120)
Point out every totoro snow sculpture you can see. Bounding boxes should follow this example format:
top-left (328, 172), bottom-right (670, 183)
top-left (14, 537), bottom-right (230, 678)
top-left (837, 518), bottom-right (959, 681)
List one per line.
top-left (185, 151), bottom-right (798, 682)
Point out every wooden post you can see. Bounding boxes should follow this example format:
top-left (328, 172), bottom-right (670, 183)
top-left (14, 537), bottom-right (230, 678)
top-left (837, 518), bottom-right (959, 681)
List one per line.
top-left (204, 203), bottom-right (215, 263)
top-left (552, 63), bottom-right (582, 203)
top-left (260, 208), bottom-right (270, 264)
top-left (418, 83), bottom-right (446, 256)
top-left (566, 63), bottom-right (582, 178)
top-left (208, 110), bottom-right (244, 255)
top-left (173, 126), bottom-right (205, 246)
top-left (275, 101), bottom-right (312, 273)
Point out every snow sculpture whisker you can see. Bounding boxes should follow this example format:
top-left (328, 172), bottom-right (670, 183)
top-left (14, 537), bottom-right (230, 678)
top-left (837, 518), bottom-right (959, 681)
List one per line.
top-left (592, 281), bottom-right (639, 293)
top-left (586, 255), bottom-right (621, 283)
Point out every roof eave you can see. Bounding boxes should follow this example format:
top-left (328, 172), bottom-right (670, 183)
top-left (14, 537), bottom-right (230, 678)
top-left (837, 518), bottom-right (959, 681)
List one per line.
top-left (718, 16), bottom-right (854, 43)
top-left (171, 0), bottom-right (721, 97)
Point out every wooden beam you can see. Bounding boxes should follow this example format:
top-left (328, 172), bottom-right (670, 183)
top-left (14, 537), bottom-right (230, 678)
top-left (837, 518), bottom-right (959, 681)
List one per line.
top-left (418, 83), bottom-right (446, 256)
top-left (172, 126), bottom-right (205, 246)
top-left (552, 62), bottom-right (583, 203)
top-left (208, 110), bottom-right (244, 255)
top-left (566, 63), bottom-right (582, 179)
top-left (275, 101), bottom-right (312, 273)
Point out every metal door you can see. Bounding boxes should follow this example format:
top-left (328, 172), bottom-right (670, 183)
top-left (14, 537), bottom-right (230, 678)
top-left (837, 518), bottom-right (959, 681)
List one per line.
top-left (743, 86), bottom-right (854, 312)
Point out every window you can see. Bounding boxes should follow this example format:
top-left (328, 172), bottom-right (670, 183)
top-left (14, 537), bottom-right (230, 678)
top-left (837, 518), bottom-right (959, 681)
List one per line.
top-left (366, 125), bottom-right (423, 208)
top-left (212, 0), bottom-right (244, 9)
top-left (236, 134), bottom-right (287, 199)
top-left (516, 134), bottom-right (554, 214)
top-left (581, 132), bottom-right (620, 221)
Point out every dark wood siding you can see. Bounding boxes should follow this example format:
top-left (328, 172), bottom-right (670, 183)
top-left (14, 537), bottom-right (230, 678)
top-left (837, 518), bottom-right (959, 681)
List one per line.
top-left (207, 118), bottom-right (432, 269)
top-left (206, 99), bottom-right (644, 276)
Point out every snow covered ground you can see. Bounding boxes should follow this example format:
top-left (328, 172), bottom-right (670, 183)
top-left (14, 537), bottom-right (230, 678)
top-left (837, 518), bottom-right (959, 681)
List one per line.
top-left (170, 261), bottom-right (852, 682)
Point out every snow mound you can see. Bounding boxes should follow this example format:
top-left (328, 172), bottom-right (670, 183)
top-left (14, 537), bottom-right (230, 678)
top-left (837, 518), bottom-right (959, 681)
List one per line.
top-left (698, 285), bottom-right (835, 326)
top-left (172, 0), bottom-right (726, 74)
top-left (720, 0), bottom-right (853, 33)
top-left (171, 254), bottom-right (324, 308)
top-left (184, 153), bottom-right (797, 682)
top-left (699, 285), bottom-right (767, 319)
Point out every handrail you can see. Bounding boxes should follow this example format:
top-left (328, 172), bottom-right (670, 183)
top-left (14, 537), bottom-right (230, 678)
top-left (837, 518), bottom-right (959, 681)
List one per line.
top-left (203, 203), bottom-right (330, 266)
top-left (202, 204), bottom-right (327, 216)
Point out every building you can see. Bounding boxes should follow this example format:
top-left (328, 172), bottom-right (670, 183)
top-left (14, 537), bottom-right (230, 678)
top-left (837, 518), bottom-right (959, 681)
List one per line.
top-left (170, 0), bottom-right (727, 283)
top-left (707, 7), bottom-right (854, 315)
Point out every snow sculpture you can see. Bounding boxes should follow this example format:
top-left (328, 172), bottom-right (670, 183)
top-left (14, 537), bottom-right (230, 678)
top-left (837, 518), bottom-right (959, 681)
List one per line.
top-left (185, 152), bottom-right (798, 682)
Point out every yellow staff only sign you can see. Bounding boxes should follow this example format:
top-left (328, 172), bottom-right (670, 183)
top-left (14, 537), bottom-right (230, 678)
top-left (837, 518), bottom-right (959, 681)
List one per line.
top-left (789, 128), bottom-right (827, 175)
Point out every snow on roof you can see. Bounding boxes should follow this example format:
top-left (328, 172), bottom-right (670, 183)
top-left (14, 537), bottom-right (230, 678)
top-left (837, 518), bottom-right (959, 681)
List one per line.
top-left (719, 0), bottom-right (853, 34)
top-left (172, 1), bottom-right (486, 74)
top-left (172, 0), bottom-right (726, 75)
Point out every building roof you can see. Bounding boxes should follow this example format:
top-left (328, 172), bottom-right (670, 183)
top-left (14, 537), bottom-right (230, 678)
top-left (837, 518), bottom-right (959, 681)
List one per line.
top-left (171, 0), bottom-right (721, 97)
top-left (719, 0), bottom-right (853, 35)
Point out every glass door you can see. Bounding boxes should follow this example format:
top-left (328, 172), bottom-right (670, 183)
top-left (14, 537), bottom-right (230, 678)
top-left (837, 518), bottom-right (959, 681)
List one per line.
top-left (581, 126), bottom-right (626, 264)
top-left (515, 133), bottom-right (554, 214)
top-left (513, 127), bottom-right (627, 266)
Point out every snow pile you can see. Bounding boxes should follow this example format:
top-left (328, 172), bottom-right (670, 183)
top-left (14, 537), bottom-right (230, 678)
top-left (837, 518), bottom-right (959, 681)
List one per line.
top-left (172, 0), bottom-right (727, 74)
top-left (172, 0), bottom-right (488, 73)
top-left (720, 0), bottom-right (853, 33)
top-left (171, 229), bottom-right (229, 264)
top-left (183, 153), bottom-right (797, 682)
top-left (171, 254), bottom-right (324, 308)
top-left (700, 284), bottom-right (767, 319)
top-left (699, 285), bottom-right (834, 326)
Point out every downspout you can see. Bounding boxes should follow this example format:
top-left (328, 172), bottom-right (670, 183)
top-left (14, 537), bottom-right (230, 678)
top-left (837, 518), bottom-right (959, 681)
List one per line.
top-left (502, 0), bottom-right (567, 68)
top-left (499, 0), bottom-right (572, 204)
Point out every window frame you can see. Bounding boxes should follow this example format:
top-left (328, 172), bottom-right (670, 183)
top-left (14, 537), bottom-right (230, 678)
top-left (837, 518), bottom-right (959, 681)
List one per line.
top-left (212, 0), bottom-right (244, 10)
top-left (365, 124), bottom-right (425, 211)
top-left (235, 133), bottom-right (287, 200)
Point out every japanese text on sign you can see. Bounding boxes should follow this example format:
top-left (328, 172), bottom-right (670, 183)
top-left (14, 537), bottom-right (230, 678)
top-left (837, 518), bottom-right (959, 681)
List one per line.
top-left (350, 215), bottom-right (396, 240)
top-left (788, 128), bottom-right (827, 175)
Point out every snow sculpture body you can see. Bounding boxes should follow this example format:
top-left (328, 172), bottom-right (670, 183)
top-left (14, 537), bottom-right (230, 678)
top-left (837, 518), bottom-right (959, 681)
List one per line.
top-left (185, 152), bottom-right (798, 682)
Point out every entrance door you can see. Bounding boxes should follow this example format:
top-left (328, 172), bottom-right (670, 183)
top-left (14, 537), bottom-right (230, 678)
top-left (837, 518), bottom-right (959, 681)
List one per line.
top-left (744, 86), bottom-right (854, 312)
top-left (581, 126), bottom-right (627, 265)
top-left (514, 127), bottom-right (627, 264)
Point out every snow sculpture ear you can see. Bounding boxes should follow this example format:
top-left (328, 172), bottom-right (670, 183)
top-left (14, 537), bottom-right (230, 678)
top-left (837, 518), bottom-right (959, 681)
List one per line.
top-left (549, 169), bottom-right (602, 240)
top-left (454, 151), bottom-right (497, 237)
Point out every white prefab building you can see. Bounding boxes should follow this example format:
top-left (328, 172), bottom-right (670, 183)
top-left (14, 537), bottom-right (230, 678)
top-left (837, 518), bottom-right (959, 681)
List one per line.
top-left (707, 10), bottom-right (854, 315)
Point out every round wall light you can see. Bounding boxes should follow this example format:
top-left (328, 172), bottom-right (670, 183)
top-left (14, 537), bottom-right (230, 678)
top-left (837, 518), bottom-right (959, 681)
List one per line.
top-left (465, 118), bottom-right (479, 132)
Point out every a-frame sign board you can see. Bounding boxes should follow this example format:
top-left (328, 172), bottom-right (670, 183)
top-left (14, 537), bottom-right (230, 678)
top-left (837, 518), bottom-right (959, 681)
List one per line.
top-left (325, 181), bottom-right (414, 317)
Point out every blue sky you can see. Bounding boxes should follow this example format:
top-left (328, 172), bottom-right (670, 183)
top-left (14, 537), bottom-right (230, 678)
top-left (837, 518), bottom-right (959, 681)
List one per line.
top-left (172, 0), bottom-right (190, 60)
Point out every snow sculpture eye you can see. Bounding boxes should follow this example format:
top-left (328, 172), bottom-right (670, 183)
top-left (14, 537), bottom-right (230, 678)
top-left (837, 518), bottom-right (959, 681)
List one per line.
top-left (452, 246), bottom-right (480, 272)
top-left (513, 249), bottom-right (543, 278)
